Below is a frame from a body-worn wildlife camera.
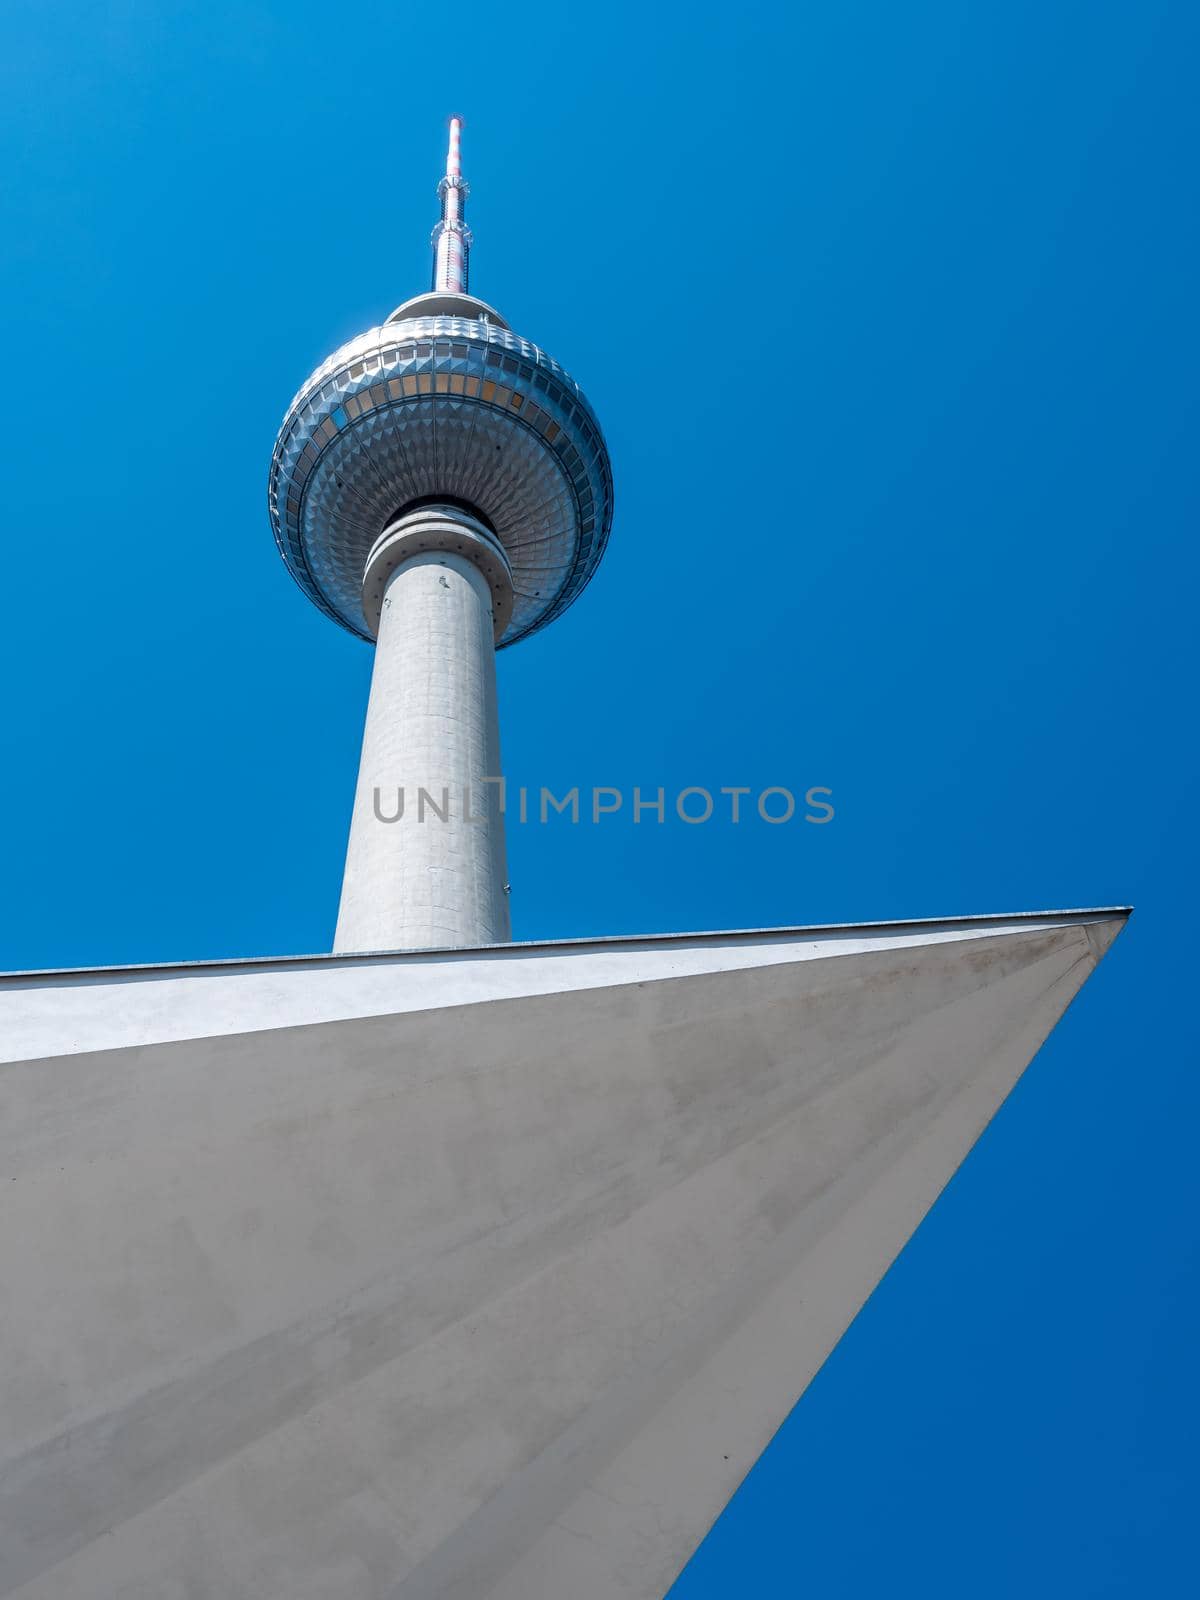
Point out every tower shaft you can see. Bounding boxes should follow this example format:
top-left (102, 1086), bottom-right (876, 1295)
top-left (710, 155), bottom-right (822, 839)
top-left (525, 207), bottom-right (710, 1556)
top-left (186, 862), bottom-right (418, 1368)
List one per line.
top-left (334, 507), bottom-right (512, 953)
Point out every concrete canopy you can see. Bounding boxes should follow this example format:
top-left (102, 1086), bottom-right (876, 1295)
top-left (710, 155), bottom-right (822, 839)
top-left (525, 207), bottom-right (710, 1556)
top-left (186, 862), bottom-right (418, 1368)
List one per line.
top-left (0, 908), bottom-right (1126, 1599)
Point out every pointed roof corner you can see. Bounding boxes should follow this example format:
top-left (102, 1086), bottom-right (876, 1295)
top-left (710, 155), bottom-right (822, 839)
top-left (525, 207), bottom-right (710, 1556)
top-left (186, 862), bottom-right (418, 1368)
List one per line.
top-left (1084, 905), bottom-right (1132, 964)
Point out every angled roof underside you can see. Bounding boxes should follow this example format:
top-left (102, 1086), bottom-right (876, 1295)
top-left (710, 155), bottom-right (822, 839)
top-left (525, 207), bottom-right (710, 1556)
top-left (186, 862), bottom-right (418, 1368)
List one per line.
top-left (0, 910), bottom-right (1127, 1599)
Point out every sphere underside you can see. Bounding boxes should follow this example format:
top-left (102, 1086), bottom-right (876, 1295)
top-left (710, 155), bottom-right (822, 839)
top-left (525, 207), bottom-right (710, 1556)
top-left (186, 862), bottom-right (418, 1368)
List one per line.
top-left (269, 316), bottom-right (612, 646)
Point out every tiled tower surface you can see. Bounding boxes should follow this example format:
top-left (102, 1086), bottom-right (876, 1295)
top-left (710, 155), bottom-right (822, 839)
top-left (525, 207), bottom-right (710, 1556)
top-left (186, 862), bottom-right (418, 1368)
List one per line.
top-left (268, 119), bottom-right (613, 951)
top-left (268, 309), bottom-right (613, 649)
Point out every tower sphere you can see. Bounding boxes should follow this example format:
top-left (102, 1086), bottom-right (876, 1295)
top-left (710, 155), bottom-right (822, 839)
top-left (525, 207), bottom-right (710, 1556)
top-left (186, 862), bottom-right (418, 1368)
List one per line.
top-left (268, 135), bottom-right (613, 647)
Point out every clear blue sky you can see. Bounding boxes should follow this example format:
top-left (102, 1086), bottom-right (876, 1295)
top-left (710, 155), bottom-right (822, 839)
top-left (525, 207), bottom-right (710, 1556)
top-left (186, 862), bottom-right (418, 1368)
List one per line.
top-left (2, 1), bottom-right (1197, 1592)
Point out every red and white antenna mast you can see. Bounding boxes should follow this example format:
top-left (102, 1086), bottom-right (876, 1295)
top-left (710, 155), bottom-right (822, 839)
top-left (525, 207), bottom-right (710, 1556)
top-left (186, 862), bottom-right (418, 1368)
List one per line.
top-left (431, 115), bottom-right (472, 294)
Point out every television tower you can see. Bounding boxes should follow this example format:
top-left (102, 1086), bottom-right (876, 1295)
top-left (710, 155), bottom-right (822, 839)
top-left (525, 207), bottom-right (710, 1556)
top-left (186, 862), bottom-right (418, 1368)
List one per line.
top-left (269, 118), bottom-right (614, 953)
top-left (0, 110), bottom-right (1129, 1600)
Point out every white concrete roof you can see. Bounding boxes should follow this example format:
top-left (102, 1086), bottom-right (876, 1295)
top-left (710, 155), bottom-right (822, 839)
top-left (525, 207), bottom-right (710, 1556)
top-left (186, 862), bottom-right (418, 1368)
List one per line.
top-left (0, 909), bottom-right (1127, 1599)
top-left (0, 908), bottom-right (1128, 1065)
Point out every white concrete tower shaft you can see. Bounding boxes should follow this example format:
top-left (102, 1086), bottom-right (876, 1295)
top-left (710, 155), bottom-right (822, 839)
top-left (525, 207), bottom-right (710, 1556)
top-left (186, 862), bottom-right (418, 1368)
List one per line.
top-left (333, 505), bottom-right (514, 953)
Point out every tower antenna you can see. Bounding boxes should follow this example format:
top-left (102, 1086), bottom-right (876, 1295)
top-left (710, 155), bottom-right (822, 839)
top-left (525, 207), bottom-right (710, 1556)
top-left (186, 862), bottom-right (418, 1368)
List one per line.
top-left (431, 115), bottom-right (471, 294)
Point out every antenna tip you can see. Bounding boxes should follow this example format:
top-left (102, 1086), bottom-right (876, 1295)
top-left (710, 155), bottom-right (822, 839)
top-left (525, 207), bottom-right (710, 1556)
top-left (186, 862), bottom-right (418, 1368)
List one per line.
top-left (443, 116), bottom-right (465, 183)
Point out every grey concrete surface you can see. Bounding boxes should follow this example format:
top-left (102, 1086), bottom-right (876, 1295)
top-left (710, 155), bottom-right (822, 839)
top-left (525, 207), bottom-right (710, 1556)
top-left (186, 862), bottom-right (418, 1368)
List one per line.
top-left (0, 910), bottom-right (1126, 1598)
top-left (334, 522), bottom-right (510, 954)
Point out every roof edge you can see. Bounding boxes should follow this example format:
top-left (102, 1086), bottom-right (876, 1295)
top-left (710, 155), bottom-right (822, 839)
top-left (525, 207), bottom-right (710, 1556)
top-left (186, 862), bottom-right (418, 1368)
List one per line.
top-left (0, 908), bottom-right (1132, 985)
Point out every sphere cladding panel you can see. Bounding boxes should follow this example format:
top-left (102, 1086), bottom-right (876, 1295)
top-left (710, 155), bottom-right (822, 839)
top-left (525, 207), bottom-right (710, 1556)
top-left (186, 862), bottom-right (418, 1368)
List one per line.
top-left (269, 317), bottom-right (613, 646)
